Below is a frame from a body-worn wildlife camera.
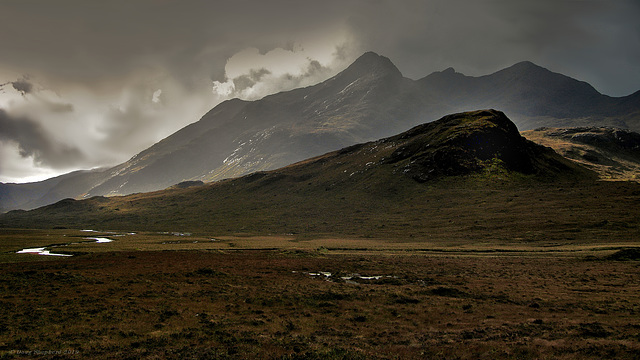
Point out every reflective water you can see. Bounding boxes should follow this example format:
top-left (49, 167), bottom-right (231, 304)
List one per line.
top-left (16, 247), bottom-right (72, 257)
top-left (16, 230), bottom-right (130, 257)
top-left (84, 237), bottom-right (114, 243)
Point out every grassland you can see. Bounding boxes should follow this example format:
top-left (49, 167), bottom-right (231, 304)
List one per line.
top-left (2, 167), bottom-right (640, 359)
top-left (1, 186), bottom-right (640, 360)
top-left (1, 249), bottom-right (639, 359)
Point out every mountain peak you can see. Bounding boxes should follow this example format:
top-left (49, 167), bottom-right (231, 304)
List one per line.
top-left (488, 61), bottom-right (553, 81)
top-left (506, 60), bottom-right (548, 73)
top-left (341, 51), bottom-right (403, 80)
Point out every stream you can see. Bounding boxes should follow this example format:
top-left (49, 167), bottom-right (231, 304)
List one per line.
top-left (16, 230), bottom-right (129, 257)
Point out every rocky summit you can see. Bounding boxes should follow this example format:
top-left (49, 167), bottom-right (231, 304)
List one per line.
top-left (380, 109), bottom-right (576, 182)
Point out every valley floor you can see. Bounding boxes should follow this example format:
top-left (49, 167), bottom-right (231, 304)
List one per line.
top-left (1, 249), bottom-right (639, 359)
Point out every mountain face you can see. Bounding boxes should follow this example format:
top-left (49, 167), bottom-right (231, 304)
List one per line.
top-left (0, 110), bottom-right (591, 231)
top-left (2, 52), bottom-right (639, 212)
top-left (83, 53), bottom-right (434, 197)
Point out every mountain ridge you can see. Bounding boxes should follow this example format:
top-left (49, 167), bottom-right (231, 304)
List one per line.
top-left (419, 60), bottom-right (607, 118)
top-left (2, 51), bottom-right (639, 212)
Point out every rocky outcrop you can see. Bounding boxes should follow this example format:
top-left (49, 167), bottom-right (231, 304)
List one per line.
top-left (383, 110), bottom-right (577, 182)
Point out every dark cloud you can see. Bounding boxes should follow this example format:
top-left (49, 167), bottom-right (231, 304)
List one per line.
top-left (0, 109), bottom-right (84, 168)
top-left (11, 78), bottom-right (33, 95)
top-left (0, 0), bottom-right (349, 92)
top-left (233, 69), bottom-right (272, 93)
top-left (0, 0), bottom-right (637, 95)
top-left (0, 77), bottom-right (73, 111)
top-left (39, 99), bottom-right (74, 113)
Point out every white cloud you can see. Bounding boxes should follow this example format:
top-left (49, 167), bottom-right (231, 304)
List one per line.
top-left (212, 80), bottom-right (235, 97)
top-left (212, 31), bottom-right (356, 101)
top-left (224, 48), bottom-right (310, 79)
top-left (152, 89), bottom-right (162, 103)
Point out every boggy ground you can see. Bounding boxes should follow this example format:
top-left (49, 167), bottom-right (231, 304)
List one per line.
top-left (1, 250), bottom-right (639, 359)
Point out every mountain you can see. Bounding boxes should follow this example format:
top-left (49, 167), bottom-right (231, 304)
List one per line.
top-left (0, 110), bottom-right (595, 232)
top-left (419, 61), bottom-right (639, 129)
top-left (2, 52), bottom-right (639, 212)
top-left (77, 53), bottom-right (436, 198)
top-left (1, 52), bottom-right (436, 210)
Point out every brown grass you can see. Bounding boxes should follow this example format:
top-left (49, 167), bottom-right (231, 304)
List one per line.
top-left (0, 250), bottom-right (639, 359)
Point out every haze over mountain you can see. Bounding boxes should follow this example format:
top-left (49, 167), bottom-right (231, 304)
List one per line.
top-left (1, 52), bottom-right (639, 212)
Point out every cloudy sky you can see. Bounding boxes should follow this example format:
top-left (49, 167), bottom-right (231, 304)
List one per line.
top-left (1, 0), bottom-right (639, 183)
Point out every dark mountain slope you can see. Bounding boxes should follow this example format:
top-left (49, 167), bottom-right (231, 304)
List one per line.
top-left (0, 110), bottom-right (596, 234)
top-left (379, 109), bottom-right (578, 182)
top-left (0, 98), bottom-right (250, 210)
top-left (82, 52), bottom-right (435, 197)
top-left (87, 98), bottom-right (250, 195)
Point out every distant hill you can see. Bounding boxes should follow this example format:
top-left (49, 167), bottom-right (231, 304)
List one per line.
top-left (2, 52), bottom-right (639, 212)
top-left (523, 126), bottom-right (640, 181)
top-left (0, 169), bottom-right (111, 213)
top-left (0, 110), bottom-right (597, 234)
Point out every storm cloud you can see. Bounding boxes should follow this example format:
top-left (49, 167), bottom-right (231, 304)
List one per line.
top-left (0, 0), bottom-right (638, 182)
top-left (10, 78), bottom-right (34, 95)
top-left (0, 109), bottom-right (84, 168)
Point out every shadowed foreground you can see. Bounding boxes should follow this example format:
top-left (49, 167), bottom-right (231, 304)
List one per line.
top-left (1, 251), bottom-right (639, 359)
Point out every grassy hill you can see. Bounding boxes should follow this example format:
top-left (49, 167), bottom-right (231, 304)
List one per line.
top-left (2, 110), bottom-right (638, 248)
